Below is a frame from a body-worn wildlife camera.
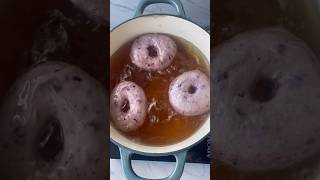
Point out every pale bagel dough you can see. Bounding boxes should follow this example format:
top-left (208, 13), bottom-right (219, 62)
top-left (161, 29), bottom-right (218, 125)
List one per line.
top-left (169, 70), bottom-right (210, 116)
top-left (212, 27), bottom-right (320, 171)
top-left (0, 61), bottom-right (107, 180)
top-left (110, 81), bottom-right (147, 132)
top-left (130, 33), bottom-right (177, 71)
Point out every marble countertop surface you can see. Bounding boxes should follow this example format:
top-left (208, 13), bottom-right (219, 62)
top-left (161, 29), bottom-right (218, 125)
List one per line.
top-left (110, 0), bottom-right (210, 179)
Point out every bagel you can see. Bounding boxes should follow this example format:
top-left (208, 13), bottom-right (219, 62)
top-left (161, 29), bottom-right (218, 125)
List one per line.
top-left (0, 61), bottom-right (107, 180)
top-left (110, 81), bottom-right (147, 132)
top-left (212, 27), bottom-right (320, 171)
top-left (130, 33), bottom-right (177, 71)
top-left (169, 70), bottom-right (210, 116)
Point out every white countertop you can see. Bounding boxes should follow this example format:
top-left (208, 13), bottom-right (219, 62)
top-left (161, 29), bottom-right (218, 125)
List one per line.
top-left (110, 0), bottom-right (210, 179)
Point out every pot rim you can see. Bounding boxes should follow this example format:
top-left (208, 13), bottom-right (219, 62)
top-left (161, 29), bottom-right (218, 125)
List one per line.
top-left (111, 13), bottom-right (210, 35)
top-left (110, 131), bottom-right (210, 156)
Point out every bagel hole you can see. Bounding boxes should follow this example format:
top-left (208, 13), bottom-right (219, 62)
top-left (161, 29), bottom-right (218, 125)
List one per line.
top-left (121, 99), bottom-right (130, 113)
top-left (147, 45), bottom-right (158, 57)
top-left (250, 76), bottom-right (278, 102)
top-left (188, 85), bottom-right (197, 94)
top-left (38, 119), bottom-right (64, 161)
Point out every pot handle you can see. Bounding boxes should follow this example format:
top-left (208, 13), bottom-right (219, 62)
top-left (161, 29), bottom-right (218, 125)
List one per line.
top-left (134, 0), bottom-right (186, 18)
top-left (119, 147), bottom-right (187, 180)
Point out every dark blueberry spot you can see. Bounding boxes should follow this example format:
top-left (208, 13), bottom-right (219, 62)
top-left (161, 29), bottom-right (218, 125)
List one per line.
top-left (73, 76), bottom-right (82, 82)
top-left (306, 138), bottom-right (316, 145)
top-left (54, 68), bottom-right (62, 72)
top-left (275, 127), bottom-right (281, 133)
top-left (65, 75), bottom-right (70, 82)
top-left (12, 126), bottom-right (26, 143)
top-left (304, 104), bottom-right (313, 116)
top-left (257, 57), bottom-right (262, 61)
top-left (147, 45), bottom-right (158, 57)
top-left (88, 121), bottom-right (101, 131)
top-left (294, 75), bottom-right (303, 81)
top-left (237, 92), bottom-right (245, 98)
top-left (223, 72), bottom-right (228, 79)
top-left (217, 72), bottom-right (229, 82)
top-left (232, 159), bottom-right (238, 166)
top-left (53, 83), bottom-right (63, 93)
top-left (289, 75), bottom-right (304, 88)
top-left (277, 44), bottom-right (286, 54)
top-left (236, 108), bottom-right (246, 116)
top-left (250, 76), bottom-right (278, 102)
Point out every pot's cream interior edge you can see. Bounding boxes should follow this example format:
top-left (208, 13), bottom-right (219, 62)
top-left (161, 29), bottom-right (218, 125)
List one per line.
top-left (110, 15), bottom-right (210, 154)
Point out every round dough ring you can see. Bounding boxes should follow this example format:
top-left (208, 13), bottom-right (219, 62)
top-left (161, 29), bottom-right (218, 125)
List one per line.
top-left (212, 27), bottom-right (320, 171)
top-left (0, 61), bottom-right (107, 179)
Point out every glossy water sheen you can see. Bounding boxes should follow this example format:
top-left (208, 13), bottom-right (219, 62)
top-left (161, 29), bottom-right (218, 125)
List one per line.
top-left (110, 34), bottom-right (209, 146)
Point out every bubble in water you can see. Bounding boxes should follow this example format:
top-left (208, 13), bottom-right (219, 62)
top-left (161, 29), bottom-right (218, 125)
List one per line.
top-left (149, 115), bottom-right (159, 124)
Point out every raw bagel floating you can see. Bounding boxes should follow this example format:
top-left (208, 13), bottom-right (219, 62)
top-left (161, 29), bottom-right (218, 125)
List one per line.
top-left (212, 27), bottom-right (320, 171)
top-left (130, 33), bottom-right (177, 71)
top-left (169, 70), bottom-right (210, 116)
top-left (110, 81), bottom-right (147, 132)
top-left (0, 61), bottom-right (107, 180)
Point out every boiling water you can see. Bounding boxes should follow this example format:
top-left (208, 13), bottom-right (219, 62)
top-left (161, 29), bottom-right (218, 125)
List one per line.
top-left (110, 35), bottom-right (209, 146)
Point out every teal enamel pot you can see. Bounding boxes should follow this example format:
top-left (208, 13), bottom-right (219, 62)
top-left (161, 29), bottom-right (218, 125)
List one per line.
top-left (110, 0), bottom-right (210, 179)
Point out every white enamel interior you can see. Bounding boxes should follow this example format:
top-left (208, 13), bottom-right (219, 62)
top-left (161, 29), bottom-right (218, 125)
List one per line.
top-left (110, 15), bottom-right (210, 154)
